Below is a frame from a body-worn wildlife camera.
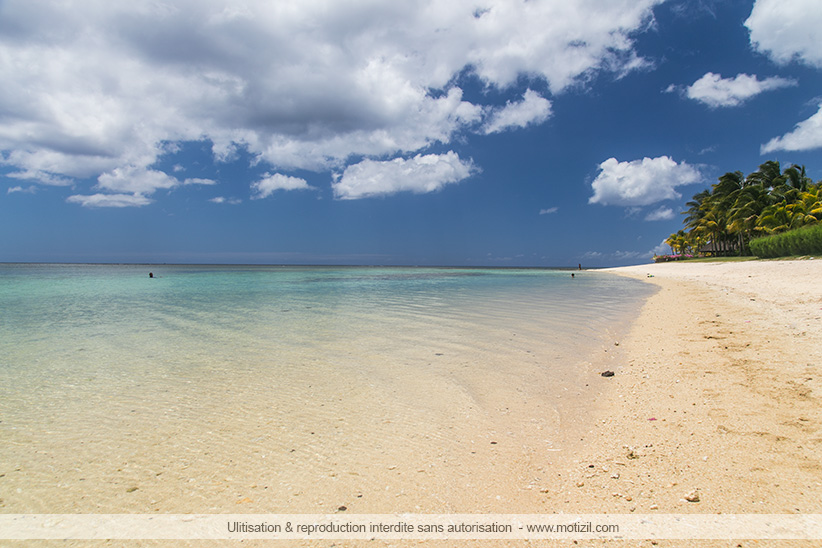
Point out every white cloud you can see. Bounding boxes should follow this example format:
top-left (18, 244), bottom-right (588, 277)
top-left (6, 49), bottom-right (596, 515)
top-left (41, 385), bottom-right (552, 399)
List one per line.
top-left (183, 177), bottom-right (217, 186)
top-left (64, 164), bottom-right (184, 207)
top-left (209, 196), bottom-right (242, 204)
top-left (61, 166), bottom-right (213, 207)
top-left (761, 103), bottom-right (822, 153)
top-left (462, 0), bottom-right (660, 90)
top-left (97, 165), bottom-right (179, 195)
top-left (332, 151), bottom-right (476, 200)
top-left (580, 247), bottom-right (659, 265)
top-left (746, 0), bottom-right (822, 68)
top-left (66, 193), bottom-right (153, 208)
top-left (581, 249), bottom-right (645, 265)
top-left (0, 0), bottom-right (663, 204)
top-left (684, 72), bottom-right (796, 108)
top-left (613, 250), bottom-right (644, 260)
top-left (651, 239), bottom-right (669, 256)
top-left (539, 206), bottom-right (559, 215)
top-left (6, 169), bottom-right (74, 186)
top-left (483, 90), bottom-right (552, 134)
top-left (645, 206), bottom-right (675, 221)
top-left (251, 173), bottom-right (312, 199)
top-left (8, 185), bottom-right (37, 194)
top-left (589, 156), bottom-right (702, 207)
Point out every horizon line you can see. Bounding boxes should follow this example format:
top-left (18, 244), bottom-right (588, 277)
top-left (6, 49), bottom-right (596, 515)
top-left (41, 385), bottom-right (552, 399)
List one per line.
top-left (0, 261), bottom-right (603, 270)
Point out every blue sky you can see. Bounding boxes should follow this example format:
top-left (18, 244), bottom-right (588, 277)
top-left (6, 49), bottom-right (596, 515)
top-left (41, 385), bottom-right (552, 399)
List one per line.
top-left (2, 0), bottom-right (822, 266)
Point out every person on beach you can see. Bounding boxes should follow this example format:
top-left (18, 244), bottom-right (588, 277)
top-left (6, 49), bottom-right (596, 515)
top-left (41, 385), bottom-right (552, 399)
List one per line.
top-left (149, 272), bottom-right (154, 278)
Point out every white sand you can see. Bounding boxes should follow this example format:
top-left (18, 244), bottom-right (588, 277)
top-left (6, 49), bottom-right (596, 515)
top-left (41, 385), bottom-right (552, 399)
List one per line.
top-left (537, 258), bottom-right (822, 546)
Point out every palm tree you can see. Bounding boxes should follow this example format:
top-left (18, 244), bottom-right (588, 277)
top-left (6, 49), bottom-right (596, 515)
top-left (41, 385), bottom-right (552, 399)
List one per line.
top-left (746, 160), bottom-right (784, 189)
top-left (664, 233), bottom-right (678, 255)
top-left (800, 185), bottom-right (822, 221)
top-left (715, 171), bottom-right (745, 196)
top-left (756, 202), bottom-right (816, 234)
top-left (683, 190), bottom-right (710, 231)
top-left (674, 161), bottom-right (821, 258)
top-left (693, 207), bottom-right (728, 255)
top-left (783, 164), bottom-right (812, 192)
top-left (728, 184), bottom-right (770, 254)
top-left (712, 171), bottom-right (747, 254)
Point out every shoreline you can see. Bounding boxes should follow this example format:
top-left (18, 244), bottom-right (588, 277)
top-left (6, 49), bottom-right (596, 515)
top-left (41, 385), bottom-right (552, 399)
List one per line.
top-left (2, 260), bottom-right (821, 546)
top-left (0, 265), bottom-right (649, 521)
top-left (1, 260), bottom-right (820, 547)
top-left (554, 258), bottom-right (822, 518)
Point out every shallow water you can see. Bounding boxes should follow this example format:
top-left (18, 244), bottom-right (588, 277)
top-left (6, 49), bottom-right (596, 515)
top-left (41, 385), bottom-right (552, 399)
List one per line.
top-left (0, 264), bottom-right (652, 514)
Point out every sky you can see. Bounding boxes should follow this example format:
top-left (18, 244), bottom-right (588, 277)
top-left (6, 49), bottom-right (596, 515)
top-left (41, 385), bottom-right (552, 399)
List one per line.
top-left (2, 0), bottom-right (822, 267)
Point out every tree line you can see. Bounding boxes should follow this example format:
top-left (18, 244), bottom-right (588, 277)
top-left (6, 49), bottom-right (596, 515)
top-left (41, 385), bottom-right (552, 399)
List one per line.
top-left (664, 160), bottom-right (822, 257)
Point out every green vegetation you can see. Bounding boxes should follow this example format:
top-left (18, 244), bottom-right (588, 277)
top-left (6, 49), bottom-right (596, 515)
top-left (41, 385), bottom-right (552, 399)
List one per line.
top-left (663, 160), bottom-right (822, 259)
top-left (749, 223), bottom-right (822, 258)
top-left (669, 256), bottom-right (758, 263)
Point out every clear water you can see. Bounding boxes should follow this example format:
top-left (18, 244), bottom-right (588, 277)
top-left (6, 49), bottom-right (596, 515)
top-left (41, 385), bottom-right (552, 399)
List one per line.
top-left (0, 264), bottom-right (652, 514)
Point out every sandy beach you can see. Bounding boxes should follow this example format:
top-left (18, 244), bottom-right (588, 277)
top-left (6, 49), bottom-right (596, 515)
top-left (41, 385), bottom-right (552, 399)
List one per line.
top-left (226, 258), bottom-right (822, 547)
top-left (3, 260), bottom-right (822, 547)
top-left (540, 258), bottom-right (822, 545)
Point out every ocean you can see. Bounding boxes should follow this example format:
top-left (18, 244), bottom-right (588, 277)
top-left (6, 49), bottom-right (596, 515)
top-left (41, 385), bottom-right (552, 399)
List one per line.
top-left (0, 264), bottom-right (653, 514)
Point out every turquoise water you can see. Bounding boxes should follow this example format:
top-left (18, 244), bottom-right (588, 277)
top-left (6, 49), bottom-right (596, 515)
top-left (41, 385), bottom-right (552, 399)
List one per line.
top-left (0, 264), bottom-right (651, 379)
top-left (0, 264), bottom-right (653, 513)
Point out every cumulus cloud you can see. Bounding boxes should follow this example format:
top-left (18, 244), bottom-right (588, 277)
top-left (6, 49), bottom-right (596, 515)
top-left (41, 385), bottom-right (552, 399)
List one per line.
top-left (8, 185), bottom-right (37, 194)
top-left (62, 165), bottom-right (216, 206)
top-left (251, 173), bottom-right (313, 199)
top-left (581, 250), bottom-right (643, 262)
top-left (0, 0), bottom-right (663, 206)
top-left (183, 178), bottom-right (217, 186)
top-left (483, 90), bottom-right (552, 134)
top-left (97, 166), bottom-right (179, 195)
top-left (332, 152), bottom-right (476, 200)
top-left (746, 0), bottom-right (822, 68)
top-left (645, 206), bottom-right (675, 221)
top-left (66, 193), bottom-right (153, 208)
top-left (651, 239), bottom-right (670, 256)
top-left (589, 156), bottom-right (702, 207)
top-left (7, 169), bottom-right (74, 186)
top-left (581, 247), bottom-right (660, 265)
top-left (684, 72), bottom-right (796, 108)
top-left (761, 103), bottom-right (822, 153)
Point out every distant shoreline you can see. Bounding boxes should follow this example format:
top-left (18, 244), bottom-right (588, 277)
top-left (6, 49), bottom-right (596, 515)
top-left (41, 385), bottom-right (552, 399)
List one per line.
top-left (0, 262), bottom-right (588, 270)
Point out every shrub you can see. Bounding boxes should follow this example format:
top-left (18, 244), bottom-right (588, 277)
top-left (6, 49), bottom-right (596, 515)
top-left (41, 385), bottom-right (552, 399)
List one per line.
top-left (653, 254), bottom-right (694, 263)
top-left (749, 223), bottom-right (822, 258)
